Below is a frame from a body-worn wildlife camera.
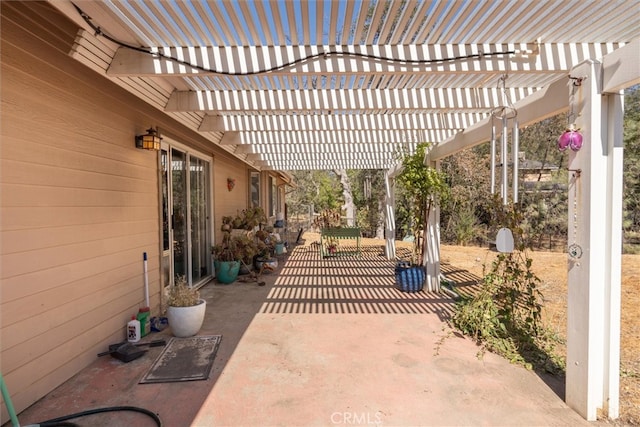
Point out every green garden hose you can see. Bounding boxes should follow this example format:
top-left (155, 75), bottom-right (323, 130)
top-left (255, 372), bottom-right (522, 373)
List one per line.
top-left (1, 372), bottom-right (20, 427)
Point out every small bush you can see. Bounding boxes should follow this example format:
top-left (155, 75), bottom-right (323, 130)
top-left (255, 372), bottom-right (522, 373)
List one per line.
top-left (167, 276), bottom-right (200, 307)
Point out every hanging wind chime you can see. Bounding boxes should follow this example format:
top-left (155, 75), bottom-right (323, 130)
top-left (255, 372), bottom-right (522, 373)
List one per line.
top-left (364, 174), bottom-right (372, 200)
top-left (489, 74), bottom-right (519, 253)
top-left (557, 77), bottom-right (584, 152)
top-left (490, 74), bottom-right (519, 205)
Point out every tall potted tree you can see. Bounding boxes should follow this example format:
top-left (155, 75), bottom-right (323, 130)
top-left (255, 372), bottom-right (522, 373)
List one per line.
top-left (395, 142), bottom-right (448, 292)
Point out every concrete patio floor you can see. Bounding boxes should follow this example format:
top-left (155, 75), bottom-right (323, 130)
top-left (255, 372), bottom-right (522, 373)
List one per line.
top-left (12, 240), bottom-right (590, 427)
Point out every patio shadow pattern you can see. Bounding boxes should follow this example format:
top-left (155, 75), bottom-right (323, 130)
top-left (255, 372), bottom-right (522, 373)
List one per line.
top-left (261, 244), bottom-right (454, 319)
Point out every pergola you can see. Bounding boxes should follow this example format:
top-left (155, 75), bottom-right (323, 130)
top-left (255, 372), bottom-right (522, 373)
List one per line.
top-left (51, 0), bottom-right (639, 421)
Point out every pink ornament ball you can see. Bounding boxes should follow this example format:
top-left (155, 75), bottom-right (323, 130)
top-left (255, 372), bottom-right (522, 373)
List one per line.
top-left (557, 129), bottom-right (583, 152)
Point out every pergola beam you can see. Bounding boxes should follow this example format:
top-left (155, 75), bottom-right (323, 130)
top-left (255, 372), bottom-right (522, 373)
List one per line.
top-left (263, 164), bottom-right (396, 171)
top-left (200, 112), bottom-right (486, 133)
top-left (252, 151), bottom-right (398, 162)
top-left (429, 38), bottom-right (639, 163)
top-left (429, 74), bottom-right (570, 161)
top-left (166, 87), bottom-right (538, 113)
top-left (238, 143), bottom-right (406, 155)
top-left (107, 43), bottom-right (623, 77)
top-left (221, 129), bottom-right (454, 146)
top-left (602, 39), bottom-right (640, 92)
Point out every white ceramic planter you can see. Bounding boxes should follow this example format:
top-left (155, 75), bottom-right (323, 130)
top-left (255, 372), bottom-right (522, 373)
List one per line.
top-left (166, 299), bottom-right (207, 338)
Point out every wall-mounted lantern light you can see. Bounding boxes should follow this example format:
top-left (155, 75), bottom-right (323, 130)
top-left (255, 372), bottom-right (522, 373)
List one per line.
top-left (135, 127), bottom-right (162, 151)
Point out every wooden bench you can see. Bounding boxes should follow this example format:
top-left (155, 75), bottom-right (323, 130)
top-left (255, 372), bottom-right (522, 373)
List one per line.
top-left (320, 227), bottom-right (362, 258)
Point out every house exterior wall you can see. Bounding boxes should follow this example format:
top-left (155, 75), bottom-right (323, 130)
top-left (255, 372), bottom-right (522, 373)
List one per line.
top-left (211, 167), bottom-right (292, 243)
top-left (0, 2), bottom-right (262, 418)
top-left (212, 159), bottom-right (252, 243)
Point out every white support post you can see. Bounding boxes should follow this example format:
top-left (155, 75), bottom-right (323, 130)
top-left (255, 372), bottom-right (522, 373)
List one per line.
top-left (384, 171), bottom-right (396, 260)
top-left (565, 59), bottom-right (623, 421)
top-left (422, 158), bottom-right (441, 292)
top-left (603, 90), bottom-right (624, 419)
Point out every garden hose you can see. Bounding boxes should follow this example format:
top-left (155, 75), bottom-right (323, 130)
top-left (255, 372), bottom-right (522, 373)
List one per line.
top-left (3, 371), bottom-right (161, 427)
top-left (23, 406), bottom-right (162, 427)
top-left (0, 372), bottom-right (20, 427)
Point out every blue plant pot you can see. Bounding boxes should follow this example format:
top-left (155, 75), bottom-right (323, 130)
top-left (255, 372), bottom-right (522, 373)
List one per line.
top-left (395, 262), bottom-right (425, 293)
top-left (214, 260), bottom-right (240, 284)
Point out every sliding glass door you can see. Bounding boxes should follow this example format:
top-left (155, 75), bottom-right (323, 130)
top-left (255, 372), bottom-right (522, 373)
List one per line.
top-left (161, 145), bottom-right (211, 288)
top-left (189, 156), bottom-right (209, 283)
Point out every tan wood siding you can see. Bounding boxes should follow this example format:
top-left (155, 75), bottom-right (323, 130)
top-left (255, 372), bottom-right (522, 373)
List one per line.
top-left (0, 1), bottom-right (245, 418)
top-left (212, 159), bottom-right (250, 243)
top-left (0, 4), bottom-right (163, 418)
top-left (1, 2), bottom-right (259, 417)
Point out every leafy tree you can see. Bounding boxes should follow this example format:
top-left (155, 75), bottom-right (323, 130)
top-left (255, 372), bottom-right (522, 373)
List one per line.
top-left (440, 146), bottom-right (491, 245)
top-left (287, 170), bottom-right (343, 219)
top-left (288, 169), bottom-right (386, 236)
top-left (518, 114), bottom-right (567, 173)
top-left (316, 172), bottom-right (343, 211)
top-left (508, 117), bottom-right (569, 250)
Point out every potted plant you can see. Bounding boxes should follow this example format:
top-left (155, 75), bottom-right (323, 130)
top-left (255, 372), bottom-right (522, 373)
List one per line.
top-left (253, 227), bottom-right (278, 272)
top-left (232, 233), bottom-right (259, 274)
top-left (212, 217), bottom-right (242, 284)
top-left (166, 276), bottom-right (206, 337)
top-left (273, 234), bottom-right (285, 255)
top-left (395, 142), bottom-right (448, 292)
top-left (231, 206), bottom-right (266, 231)
top-left (325, 238), bottom-right (338, 255)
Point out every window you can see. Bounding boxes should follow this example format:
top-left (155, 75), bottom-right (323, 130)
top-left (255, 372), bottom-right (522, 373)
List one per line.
top-left (268, 176), bottom-right (277, 217)
top-left (250, 171), bottom-right (260, 207)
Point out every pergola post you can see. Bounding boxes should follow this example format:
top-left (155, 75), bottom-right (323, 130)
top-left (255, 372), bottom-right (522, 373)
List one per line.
top-left (603, 89), bottom-right (624, 420)
top-left (423, 158), bottom-right (441, 292)
top-left (565, 59), bottom-right (623, 420)
top-left (384, 170), bottom-right (396, 260)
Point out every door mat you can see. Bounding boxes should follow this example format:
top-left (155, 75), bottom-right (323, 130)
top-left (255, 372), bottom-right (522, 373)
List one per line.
top-left (139, 335), bottom-right (222, 384)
